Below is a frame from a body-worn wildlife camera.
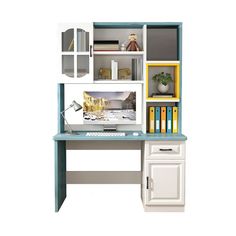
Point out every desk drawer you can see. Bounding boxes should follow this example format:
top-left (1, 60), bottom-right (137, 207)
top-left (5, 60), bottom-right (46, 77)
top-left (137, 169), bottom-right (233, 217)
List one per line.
top-left (145, 141), bottom-right (185, 159)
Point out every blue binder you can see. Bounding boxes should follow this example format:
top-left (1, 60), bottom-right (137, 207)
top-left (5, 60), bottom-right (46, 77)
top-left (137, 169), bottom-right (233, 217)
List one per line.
top-left (155, 107), bottom-right (161, 133)
top-left (167, 106), bottom-right (172, 133)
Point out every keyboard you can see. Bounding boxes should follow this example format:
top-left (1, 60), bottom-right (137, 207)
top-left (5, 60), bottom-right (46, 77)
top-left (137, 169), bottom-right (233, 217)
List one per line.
top-left (85, 132), bottom-right (126, 137)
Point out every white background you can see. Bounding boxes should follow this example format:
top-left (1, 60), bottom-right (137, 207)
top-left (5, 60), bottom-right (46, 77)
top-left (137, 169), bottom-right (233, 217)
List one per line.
top-left (0, 0), bottom-right (236, 235)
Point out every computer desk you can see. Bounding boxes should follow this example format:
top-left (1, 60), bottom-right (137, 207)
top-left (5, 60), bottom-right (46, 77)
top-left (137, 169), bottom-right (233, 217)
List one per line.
top-left (53, 132), bottom-right (187, 212)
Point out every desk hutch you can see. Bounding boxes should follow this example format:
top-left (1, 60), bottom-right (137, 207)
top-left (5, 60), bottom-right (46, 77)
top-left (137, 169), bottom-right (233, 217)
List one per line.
top-left (53, 22), bottom-right (187, 212)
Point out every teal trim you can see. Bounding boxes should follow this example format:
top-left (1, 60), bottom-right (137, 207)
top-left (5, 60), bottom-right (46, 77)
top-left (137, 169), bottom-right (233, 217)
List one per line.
top-left (94, 22), bottom-right (182, 28)
top-left (53, 132), bottom-right (187, 141)
top-left (55, 141), bottom-right (66, 212)
top-left (94, 22), bottom-right (143, 29)
top-left (58, 84), bottom-right (64, 133)
top-left (178, 24), bottom-right (183, 133)
top-left (178, 24), bottom-right (182, 61)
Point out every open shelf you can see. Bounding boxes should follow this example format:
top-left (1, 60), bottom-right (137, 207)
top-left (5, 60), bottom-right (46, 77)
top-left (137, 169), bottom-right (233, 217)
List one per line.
top-left (94, 27), bottom-right (144, 51)
top-left (146, 63), bottom-right (180, 100)
top-left (94, 55), bottom-right (143, 81)
top-left (146, 102), bottom-right (180, 134)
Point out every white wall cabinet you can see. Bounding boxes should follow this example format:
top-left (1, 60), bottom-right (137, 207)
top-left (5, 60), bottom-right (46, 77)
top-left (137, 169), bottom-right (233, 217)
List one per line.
top-left (59, 23), bottom-right (93, 83)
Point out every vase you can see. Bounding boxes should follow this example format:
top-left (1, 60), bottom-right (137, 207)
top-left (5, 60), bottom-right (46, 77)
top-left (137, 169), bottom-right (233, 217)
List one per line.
top-left (158, 83), bottom-right (169, 93)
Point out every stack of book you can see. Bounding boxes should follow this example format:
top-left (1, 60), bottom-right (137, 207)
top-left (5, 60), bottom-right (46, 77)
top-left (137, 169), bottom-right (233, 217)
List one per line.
top-left (148, 106), bottom-right (178, 134)
top-left (94, 40), bottom-right (119, 51)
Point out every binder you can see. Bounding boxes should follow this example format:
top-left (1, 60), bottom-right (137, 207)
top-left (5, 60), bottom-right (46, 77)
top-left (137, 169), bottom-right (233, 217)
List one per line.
top-left (167, 106), bottom-right (172, 133)
top-left (173, 106), bottom-right (178, 133)
top-left (155, 107), bottom-right (161, 133)
top-left (161, 107), bottom-right (166, 133)
top-left (149, 107), bottom-right (155, 133)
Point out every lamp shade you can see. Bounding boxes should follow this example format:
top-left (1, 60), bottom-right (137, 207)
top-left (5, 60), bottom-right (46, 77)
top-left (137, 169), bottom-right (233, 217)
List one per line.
top-left (72, 100), bottom-right (82, 111)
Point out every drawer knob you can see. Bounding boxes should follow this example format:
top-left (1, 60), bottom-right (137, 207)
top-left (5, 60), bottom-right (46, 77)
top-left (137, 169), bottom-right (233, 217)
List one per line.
top-left (159, 148), bottom-right (173, 152)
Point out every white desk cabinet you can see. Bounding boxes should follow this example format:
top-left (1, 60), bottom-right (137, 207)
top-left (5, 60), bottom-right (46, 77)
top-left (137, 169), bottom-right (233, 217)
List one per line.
top-left (142, 141), bottom-right (186, 211)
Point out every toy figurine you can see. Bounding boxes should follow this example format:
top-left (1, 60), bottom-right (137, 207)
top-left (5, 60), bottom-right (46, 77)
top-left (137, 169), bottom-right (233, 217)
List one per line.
top-left (126, 34), bottom-right (141, 51)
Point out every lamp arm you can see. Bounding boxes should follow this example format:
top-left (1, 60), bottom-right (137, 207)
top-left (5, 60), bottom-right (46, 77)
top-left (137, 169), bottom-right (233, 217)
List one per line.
top-left (61, 105), bottom-right (73, 133)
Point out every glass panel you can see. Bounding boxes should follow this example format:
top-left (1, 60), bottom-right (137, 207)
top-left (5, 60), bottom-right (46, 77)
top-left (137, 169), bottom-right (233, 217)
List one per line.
top-left (62, 55), bottom-right (74, 77)
top-left (77, 55), bottom-right (89, 78)
top-left (62, 28), bottom-right (74, 52)
top-left (77, 29), bottom-right (89, 52)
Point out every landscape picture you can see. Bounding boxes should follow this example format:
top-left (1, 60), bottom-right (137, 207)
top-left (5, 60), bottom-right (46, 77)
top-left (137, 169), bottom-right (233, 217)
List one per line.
top-left (83, 91), bottom-right (136, 124)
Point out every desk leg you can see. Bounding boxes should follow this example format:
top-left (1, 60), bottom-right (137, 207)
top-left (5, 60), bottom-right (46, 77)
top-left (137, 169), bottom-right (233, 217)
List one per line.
top-left (55, 141), bottom-right (66, 212)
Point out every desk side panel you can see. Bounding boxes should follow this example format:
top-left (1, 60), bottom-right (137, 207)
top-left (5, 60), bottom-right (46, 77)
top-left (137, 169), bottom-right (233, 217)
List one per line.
top-left (58, 84), bottom-right (65, 133)
top-left (55, 141), bottom-right (66, 212)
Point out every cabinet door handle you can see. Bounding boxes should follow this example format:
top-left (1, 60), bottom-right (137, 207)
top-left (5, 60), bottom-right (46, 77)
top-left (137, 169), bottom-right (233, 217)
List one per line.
top-left (90, 45), bottom-right (93, 57)
top-left (159, 148), bottom-right (173, 152)
top-left (146, 177), bottom-right (149, 189)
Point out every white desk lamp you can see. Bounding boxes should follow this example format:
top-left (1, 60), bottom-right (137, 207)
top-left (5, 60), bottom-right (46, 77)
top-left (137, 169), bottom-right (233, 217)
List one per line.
top-left (61, 100), bottom-right (82, 134)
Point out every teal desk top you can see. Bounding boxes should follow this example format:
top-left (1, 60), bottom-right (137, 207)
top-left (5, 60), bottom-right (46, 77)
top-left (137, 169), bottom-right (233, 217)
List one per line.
top-left (53, 132), bottom-right (187, 141)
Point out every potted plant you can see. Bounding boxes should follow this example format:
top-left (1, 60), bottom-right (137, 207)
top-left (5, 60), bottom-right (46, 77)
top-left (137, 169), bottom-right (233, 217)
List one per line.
top-left (152, 72), bottom-right (173, 93)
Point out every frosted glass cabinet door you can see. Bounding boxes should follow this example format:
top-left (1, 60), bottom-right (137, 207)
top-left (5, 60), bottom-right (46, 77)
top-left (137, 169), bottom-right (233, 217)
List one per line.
top-left (145, 160), bottom-right (184, 205)
top-left (60, 24), bottom-right (93, 83)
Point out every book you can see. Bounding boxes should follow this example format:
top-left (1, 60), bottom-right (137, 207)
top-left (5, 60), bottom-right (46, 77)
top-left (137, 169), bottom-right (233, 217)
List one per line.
top-left (131, 58), bottom-right (142, 80)
top-left (137, 58), bottom-right (143, 80)
top-left (77, 32), bottom-right (81, 51)
top-left (111, 60), bottom-right (118, 80)
top-left (167, 106), bottom-right (172, 133)
top-left (68, 38), bottom-right (74, 51)
top-left (155, 107), bottom-right (161, 133)
top-left (172, 107), bottom-right (178, 133)
top-left (94, 40), bottom-right (119, 44)
top-left (94, 40), bottom-right (119, 51)
top-left (161, 107), bottom-right (166, 133)
top-left (94, 45), bottom-right (119, 51)
top-left (77, 31), bottom-right (87, 51)
top-left (149, 107), bottom-right (155, 133)
top-left (132, 59), bottom-right (137, 80)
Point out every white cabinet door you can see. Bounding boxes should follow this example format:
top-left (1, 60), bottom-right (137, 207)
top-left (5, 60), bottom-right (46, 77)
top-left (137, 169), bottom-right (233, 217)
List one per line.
top-left (59, 23), bottom-right (93, 83)
top-left (145, 160), bottom-right (184, 205)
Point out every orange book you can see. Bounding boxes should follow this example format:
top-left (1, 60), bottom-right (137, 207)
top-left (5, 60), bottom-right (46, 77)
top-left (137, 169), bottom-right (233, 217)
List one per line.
top-left (149, 107), bottom-right (155, 133)
top-left (172, 107), bottom-right (178, 133)
top-left (161, 107), bottom-right (166, 133)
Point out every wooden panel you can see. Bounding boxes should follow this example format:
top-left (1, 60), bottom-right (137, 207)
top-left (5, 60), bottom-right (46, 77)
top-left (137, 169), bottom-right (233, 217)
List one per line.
top-left (55, 141), bottom-right (67, 212)
top-left (145, 160), bottom-right (185, 205)
top-left (66, 140), bottom-right (142, 150)
top-left (147, 28), bottom-right (178, 60)
top-left (67, 171), bottom-right (141, 184)
top-left (151, 164), bottom-right (179, 199)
